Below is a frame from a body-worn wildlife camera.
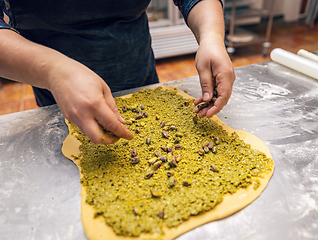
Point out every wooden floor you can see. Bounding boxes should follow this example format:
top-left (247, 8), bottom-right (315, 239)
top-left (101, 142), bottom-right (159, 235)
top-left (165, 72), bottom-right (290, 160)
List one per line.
top-left (1, 19), bottom-right (318, 116)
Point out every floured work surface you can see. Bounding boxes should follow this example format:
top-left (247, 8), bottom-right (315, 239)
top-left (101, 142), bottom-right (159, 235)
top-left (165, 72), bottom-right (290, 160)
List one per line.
top-left (62, 86), bottom-right (274, 240)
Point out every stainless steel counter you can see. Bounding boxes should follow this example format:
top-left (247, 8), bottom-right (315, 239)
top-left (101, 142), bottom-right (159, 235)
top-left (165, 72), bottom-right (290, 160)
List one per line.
top-left (1, 60), bottom-right (318, 240)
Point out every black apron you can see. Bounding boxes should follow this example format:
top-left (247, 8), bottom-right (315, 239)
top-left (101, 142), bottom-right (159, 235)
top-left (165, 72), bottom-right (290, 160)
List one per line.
top-left (9, 0), bottom-right (158, 106)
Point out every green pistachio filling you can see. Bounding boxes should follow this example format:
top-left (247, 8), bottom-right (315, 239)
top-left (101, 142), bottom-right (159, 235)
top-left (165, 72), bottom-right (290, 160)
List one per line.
top-left (70, 87), bottom-right (274, 237)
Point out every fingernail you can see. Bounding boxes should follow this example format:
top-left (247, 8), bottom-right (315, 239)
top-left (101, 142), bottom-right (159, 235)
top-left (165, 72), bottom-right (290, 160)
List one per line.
top-left (119, 116), bottom-right (126, 123)
top-left (125, 127), bottom-right (134, 140)
top-left (127, 131), bottom-right (134, 140)
top-left (203, 93), bottom-right (210, 102)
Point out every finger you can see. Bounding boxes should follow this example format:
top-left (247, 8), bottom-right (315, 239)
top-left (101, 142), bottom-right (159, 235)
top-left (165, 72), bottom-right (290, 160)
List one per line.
top-left (205, 73), bottom-right (233, 118)
top-left (103, 88), bottom-right (126, 124)
top-left (101, 133), bottom-right (120, 145)
top-left (205, 97), bottom-right (225, 118)
top-left (198, 105), bottom-right (210, 118)
top-left (78, 118), bottom-right (119, 144)
top-left (76, 115), bottom-right (123, 144)
top-left (197, 61), bottom-right (214, 102)
top-left (194, 96), bottom-right (203, 106)
top-left (95, 101), bottom-right (133, 141)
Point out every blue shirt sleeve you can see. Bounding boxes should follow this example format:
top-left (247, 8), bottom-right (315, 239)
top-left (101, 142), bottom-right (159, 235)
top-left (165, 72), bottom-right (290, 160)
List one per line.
top-left (173, 0), bottom-right (224, 23)
top-left (0, 0), bottom-right (16, 30)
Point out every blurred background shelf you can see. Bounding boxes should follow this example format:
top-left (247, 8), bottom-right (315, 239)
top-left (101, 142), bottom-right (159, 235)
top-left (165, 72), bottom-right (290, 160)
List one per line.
top-left (147, 0), bottom-right (198, 59)
top-left (224, 0), bottom-right (275, 57)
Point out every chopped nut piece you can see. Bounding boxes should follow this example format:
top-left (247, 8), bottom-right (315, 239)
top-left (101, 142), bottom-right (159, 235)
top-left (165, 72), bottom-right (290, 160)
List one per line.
top-left (159, 121), bottom-right (165, 128)
top-left (193, 115), bottom-right (198, 123)
top-left (146, 137), bottom-right (151, 145)
top-left (145, 171), bottom-right (154, 179)
top-left (135, 127), bottom-right (140, 133)
top-left (214, 137), bottom-right (220, 145)
top-left (169, 158), bottom-right (178, 168)
top-left (159, 156), bottom-right (167, 162)
top-left (153, 160), bottom-right (162, 171)
top-left (198, 149), bottom-right (205, 156)
top-left (207, 142), bottom-right (214, 149)
top-left (162, 131), bottom-right (169, 138)
top-left (151, 189), bottom-right (162, 198)
top-left (182, 179), bottom-right (192, 186)
top-left (203, 146), bottom-right (209, 153)
top-left (167, 171), bottom-right (174, 177)
top-left (167, 146), bottom-right (173, 152)
top-left (158, 209), bottom-right (164, 219)
top-left (131, 157), bottom-right (140, 164)
top-left (175, 132), bottom-right (183, 138)
top-left (212, 146), bottom-right (217, 154)
top-left (148, 157), bottom-right (157, 165)
top-left (154, 150), bottom-right (161, 157)
top-left (155, 115), bottom-right (160, 120)
top-left (175, 144), bottom-right (183, 149)
top-left (211, 163), bottom-right (219, 172)
top-left (168, 177), bottom-right (176, 187)
top-left (135, 114), bottom-right (143, 120)
top-left (133, 206), bottom-right (140, 215)
top-left (170, 125), bottom-right (177, 130)
top-left (131, 149), bottom-right (137, 157)
top-left (161, 146), bottom-right (168, 152)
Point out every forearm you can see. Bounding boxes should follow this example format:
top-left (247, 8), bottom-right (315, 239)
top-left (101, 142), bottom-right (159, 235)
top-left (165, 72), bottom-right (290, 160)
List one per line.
top-left (187, 0), bottom-right (224, 45)
top-left (186, 0), bottom-right (235, 118)
top-left (0, 29), bottom-right (75, 90)
top-left (0, 29), bottom-right (133, 143)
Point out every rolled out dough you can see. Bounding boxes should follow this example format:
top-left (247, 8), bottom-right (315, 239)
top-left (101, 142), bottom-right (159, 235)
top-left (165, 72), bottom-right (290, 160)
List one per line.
top-left (62, 86), bottom-right (274, 240)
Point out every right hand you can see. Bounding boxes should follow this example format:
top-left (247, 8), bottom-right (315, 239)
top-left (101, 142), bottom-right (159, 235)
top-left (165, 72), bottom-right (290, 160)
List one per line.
top-left (48, 58), bottom-right (133, 144)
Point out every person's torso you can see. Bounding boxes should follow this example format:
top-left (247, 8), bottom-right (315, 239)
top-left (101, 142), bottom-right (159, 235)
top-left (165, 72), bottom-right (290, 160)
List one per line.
top-left (9, 0), bottom-right (158, 103)
top-left (9, 0), bottom-right (150, 32)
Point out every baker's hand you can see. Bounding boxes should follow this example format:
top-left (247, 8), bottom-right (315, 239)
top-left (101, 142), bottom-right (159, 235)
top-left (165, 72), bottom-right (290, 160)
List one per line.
top-left (48, 59), bottom-right (133, 144)
top-left (194, 37), bottom-right (235, 118)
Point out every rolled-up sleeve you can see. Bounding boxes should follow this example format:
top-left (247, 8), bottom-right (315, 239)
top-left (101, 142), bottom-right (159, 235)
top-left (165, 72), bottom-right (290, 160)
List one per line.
top-left (0, 0), bottom-right (17, 31)
top-left (173, 0), bottom-right (224, 23)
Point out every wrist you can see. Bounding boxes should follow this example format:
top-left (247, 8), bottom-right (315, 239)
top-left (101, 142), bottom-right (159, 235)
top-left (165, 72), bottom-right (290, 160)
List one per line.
top-left (198, 32), bottom-right (225, 47)
top-left (46, 55), bottom-right (81, 93)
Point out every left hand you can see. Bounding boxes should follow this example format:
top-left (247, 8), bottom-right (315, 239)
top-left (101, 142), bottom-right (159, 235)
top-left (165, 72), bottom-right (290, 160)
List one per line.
top-left (194, 36), bottom-right (236, 118)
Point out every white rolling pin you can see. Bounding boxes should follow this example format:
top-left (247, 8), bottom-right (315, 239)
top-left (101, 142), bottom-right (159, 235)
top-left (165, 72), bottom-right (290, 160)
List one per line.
top-left (297, 49), bottom-right (318, 63)
top-left (270, 48), bottom-right (318, 80)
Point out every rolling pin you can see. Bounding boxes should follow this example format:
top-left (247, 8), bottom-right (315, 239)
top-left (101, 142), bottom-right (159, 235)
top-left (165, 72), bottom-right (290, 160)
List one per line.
top-left (297, 49), bottom-right (318, 63)
top-left (270, 48), bottom-right (318, 80)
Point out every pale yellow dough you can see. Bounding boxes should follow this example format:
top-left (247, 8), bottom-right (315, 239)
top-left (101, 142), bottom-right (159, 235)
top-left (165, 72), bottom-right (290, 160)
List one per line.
top-left (62, 86), bottom-right (274, 240)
